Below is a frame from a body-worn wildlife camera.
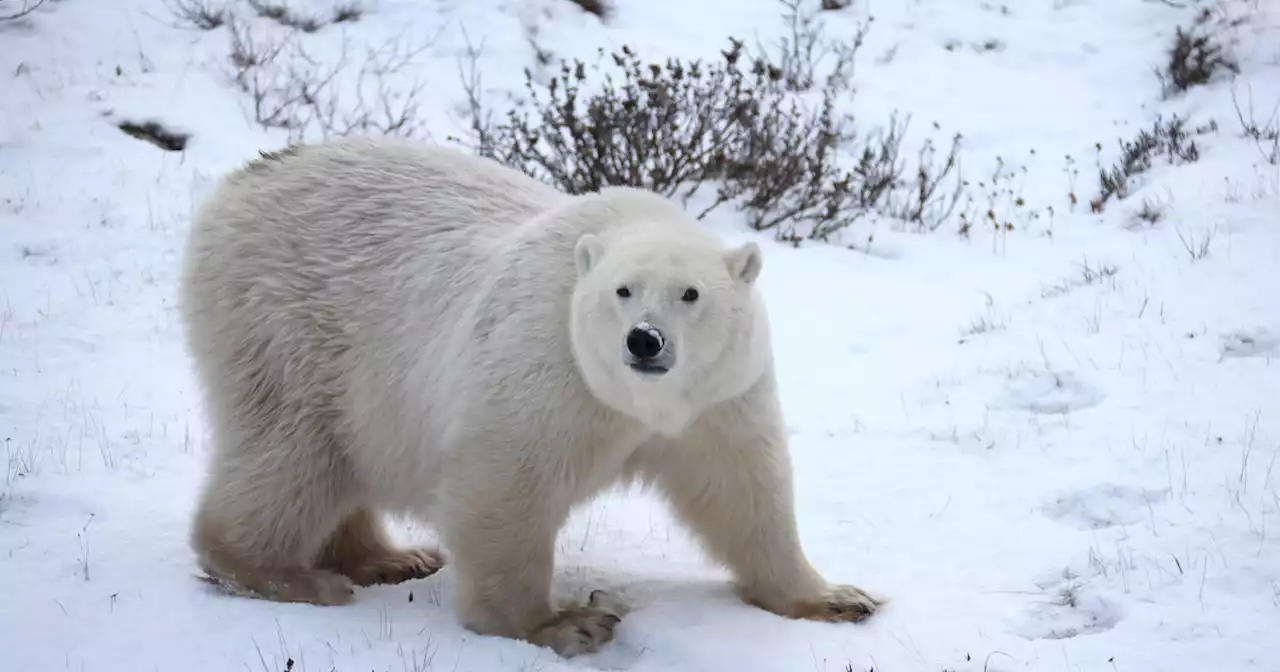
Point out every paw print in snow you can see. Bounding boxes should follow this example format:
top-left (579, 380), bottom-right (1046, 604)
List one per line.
top-left (1219, 327), bottom-right (1277, 360)
top-left (993, 370), bottom-right (1104, 415)
top-left (1041, 483), bottom-right (1168, 530)
top-left (1008, 567), bottom-right (1125, 641)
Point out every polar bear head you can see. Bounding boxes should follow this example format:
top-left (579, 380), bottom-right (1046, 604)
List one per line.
top-left (568, 197), bottom-right (772, 437)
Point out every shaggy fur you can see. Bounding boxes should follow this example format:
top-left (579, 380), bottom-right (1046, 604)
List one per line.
top-left (179, 136), bottom-right (882, 657)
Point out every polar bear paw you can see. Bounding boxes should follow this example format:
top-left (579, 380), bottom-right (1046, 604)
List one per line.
top-left (528, 590), bottom-right (629, 657)
top-left (346, 548), bottom-right (444, 587)
top-left (788, 584), bottom-right (884, 623)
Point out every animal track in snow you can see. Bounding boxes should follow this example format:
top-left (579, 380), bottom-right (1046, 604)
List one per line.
top-left (1009, 567), bottom-right (1126, 641)
top-left (991, 370), bottom-right (1104, 415)
top-left (1011, 586), bottom-right (1125, 640)
top-left (1041, 483), bottom-right (1168, 530)
top-left (16, 241), bottom-right (58, 265)
top-left (1219, 327), bottom-right (1277, 360)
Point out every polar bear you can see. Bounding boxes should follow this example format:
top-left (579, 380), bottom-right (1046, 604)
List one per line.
top-left (179, 136), bottom-right (882, 656)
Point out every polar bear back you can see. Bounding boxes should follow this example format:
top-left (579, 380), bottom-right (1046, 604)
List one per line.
top-left (181, 139), bottom-right (610, 508)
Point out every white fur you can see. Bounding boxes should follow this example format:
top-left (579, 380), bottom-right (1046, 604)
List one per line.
top-left (569, 198), bottom-right (771, 437)
top-left (179, 137), bottom-right (882, 657)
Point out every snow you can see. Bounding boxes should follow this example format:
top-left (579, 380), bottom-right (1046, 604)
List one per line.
top-left (2, 0), bottom-right (1279, 670)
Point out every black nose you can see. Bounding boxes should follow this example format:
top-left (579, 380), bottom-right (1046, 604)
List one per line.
top-left (626, 326), bottom-right (664, 360)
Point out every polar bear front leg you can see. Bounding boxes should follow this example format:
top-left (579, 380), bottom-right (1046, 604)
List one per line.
top-left (440, 467), bottom-right (625, 657)
top-left (637, 375), bottom-right (884, 623)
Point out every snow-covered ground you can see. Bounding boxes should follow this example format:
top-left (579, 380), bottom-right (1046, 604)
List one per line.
top-left (2, 0), bottom-right (1279, 670)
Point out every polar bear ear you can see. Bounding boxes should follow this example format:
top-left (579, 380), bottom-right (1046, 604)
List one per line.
top-left (725, 242), bottom-right (762, 284)
top-left (574, 233), bottom-right (605, 278)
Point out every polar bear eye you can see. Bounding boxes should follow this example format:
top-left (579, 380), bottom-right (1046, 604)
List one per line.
top-left (681, 288), bottom-right (699, 303)
top-left (616, 286), bottom-right (631, 298)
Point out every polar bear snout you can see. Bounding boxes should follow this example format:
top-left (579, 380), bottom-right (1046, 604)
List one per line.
top-left (625, 322), bottom-right (672, 375)
top-left (626, 323), bottom-right (664, 358)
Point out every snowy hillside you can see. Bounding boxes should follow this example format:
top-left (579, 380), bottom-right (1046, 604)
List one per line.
top-left (2, 0), bottom-right (1279, 670)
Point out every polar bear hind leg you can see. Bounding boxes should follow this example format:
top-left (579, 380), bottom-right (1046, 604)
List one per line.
top-left (189, 365), bottom-right (439, 605)
top-left (190, 422), bottom-right (358, 605)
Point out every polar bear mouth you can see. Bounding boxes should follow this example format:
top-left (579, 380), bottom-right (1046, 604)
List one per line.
top-left (628, 360), bottom-right (670, 376)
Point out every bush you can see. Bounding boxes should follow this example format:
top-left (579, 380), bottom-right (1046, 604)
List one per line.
top-left (456, 13), bottom-right (963, 243)
top-left (162, 0), bottom-right (226, 30)
top-left (1231, 88), bottom-right (1280, 166)
top-left (332, 2), bottom-right (363, 23)
top-left (246, 0), bottom-right (323, 33)
top-left (1091, 115), bottom-right (1214, 212)
top-left (566, 0), bottom-right (611, 20)
top-left (1156, 24), bottom-right (1238, 99)
top-left (223, 15), bottom-right (431, 143)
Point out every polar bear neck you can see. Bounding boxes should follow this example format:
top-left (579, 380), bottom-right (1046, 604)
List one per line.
top-left (625, 386), bottom-right (700, 439)
top-left (570, 354), bottom-right (701, 439)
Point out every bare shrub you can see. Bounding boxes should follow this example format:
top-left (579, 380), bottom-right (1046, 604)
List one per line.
top-left (459, 43), bottom-right (757, 200)
top-left (332, 1), bottom-right (363, 23)
top-left (1131, 197), bottom-right (1166, 226)
top-left (246, 0), bottom-right (324, 32)
top-left (1092, 115), bottom-right (1214, 212)
top-left (1040, 257), bottom-right (1119, 299)
top-left (304, 37), bottom-right (432, 139)
top-left (162, 0), bottom-right (226, 30)
top-left (773, 0), bottom-right (830, 92)
top-left (225, 16), bottom-right (433, 143)
top-left (766, 0), bottom-right (868, 93)
top-left (1176, 225), bottom-right (1217, 261)
top-left (455, 26), bottom-right (963, 242)
top-left (1, 0), bottom-right (45, 21)
top-left (1231, 87), bottom-right (1280, 165)
top-left (1156, 25), bottom-right (1238, 98)
top-left (227, 15), bottom-right (290, 100)
top-left (566, 0), bottom-right (611, 20)
top-left (229, 16), bottom-right (281, 73)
